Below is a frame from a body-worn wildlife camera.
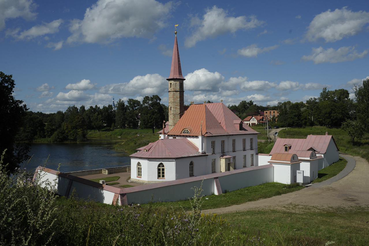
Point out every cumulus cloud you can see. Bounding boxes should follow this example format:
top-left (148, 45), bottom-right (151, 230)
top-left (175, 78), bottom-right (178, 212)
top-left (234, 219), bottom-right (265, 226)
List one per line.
top-left (7, 19), bottom-right (63, 40)
top-left (37, 83), bottom-right (54, 92)
top-left (302, 46), bottom-right (368, 64)
top-left (246, 94), bottom-right (271, 102)
top-left (67, 0), bottom-right (171, 44)
top-left (238, 44), bottom-right (278, 58)
top-left (258, 29), bottom-right (268, 36)
top-left (347, 76), bottom-right (369, 87)
top-left (303, 82), bottom-right (326, 90)
top-left (295, 15), bottom-right (302, 19)
top-left (56, 90), bottom-right (91, 101)
top-left (185, 6), bottom-right (263, 47)
top-left (241, 80), bottom-right (277, 91)
top-left (220, 76), bottom-right (247, 90)
top-left (39, 91), bottom-right (53, 98)
top-left (185, 68), bottom-right (224, 91)
top-left (46, 41), bottom-right (63, 50)
top-left (302, 95), bottom-right (317, 101)
top-left (99, 74), bottom-right (167, 96)
top-left (66, 79), bottom-right (96, 90)
top-left (306, 7), bottom-right (369, 42)
top-left (190, 93), bottom-right (222, 104)
top-left (0, 0), bottom-right (36, 31)
top-left (277, 81), bottom-right (301, 91)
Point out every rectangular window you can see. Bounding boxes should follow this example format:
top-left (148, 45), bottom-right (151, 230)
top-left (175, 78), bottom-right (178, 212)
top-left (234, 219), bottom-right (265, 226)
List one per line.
top-left (212, 159), bottom-right (216, 173)
top-left (251, 154), bottom-right (254, 166)
top-left (221, 140), bottom-right (225, 154)
top-left (232, 139), bottom-right (236, 152)
top-left (250, 138), bottom-right (254, 150)
top-left (233, 156), bottom-right (236, 169)
top-left (242, 138), bottom-right (246, 151)
top-left (211, 141), bottom-right (215, 154)
top-left (243, 155), bottom-right (246, 167)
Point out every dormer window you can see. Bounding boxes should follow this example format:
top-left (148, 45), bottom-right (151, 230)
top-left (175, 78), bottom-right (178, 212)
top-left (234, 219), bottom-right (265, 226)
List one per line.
top-left (284, 144), bottom-right (291, 152)
top-left (182, 128), bottom-right (190, 134)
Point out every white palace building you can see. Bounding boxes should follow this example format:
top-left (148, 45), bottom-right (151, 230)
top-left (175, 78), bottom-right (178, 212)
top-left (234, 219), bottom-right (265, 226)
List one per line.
top-left (130, 31), bottom-right (259, 182)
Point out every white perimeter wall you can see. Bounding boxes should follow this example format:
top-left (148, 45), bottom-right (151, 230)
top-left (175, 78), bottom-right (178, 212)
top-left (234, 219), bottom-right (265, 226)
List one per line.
top-left (273, 163), bottom-right (300, 184)
top-left (258, 154), bottom-right (271, 166)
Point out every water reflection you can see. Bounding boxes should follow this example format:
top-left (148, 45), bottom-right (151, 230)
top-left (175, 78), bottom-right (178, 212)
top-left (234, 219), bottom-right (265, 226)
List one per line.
top-left (24, 143), bottom-right (130, 173)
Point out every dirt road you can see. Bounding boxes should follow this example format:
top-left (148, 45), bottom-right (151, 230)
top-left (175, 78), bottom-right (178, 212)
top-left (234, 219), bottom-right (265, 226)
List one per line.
top-left (204, 154), bottom-right (369, 214)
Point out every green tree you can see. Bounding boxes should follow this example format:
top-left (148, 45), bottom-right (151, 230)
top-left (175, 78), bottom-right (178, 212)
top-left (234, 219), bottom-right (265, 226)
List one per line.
top-left (342, 120), bottom-right (364, 144)
top-left (126, 99), bottom-right (141, 128)
top-left (140, 95), bottom-right (165, 129)
top-left (355, 78), bottom-right (369, 132)
top-left (115, 99), bottom-right (127, 128)
top-left (0, 72), bottom-right (28, 173)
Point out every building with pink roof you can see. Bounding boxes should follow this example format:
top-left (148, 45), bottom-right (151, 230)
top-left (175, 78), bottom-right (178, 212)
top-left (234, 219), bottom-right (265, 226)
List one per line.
top-left (130, 32), bottom-right (259, 183)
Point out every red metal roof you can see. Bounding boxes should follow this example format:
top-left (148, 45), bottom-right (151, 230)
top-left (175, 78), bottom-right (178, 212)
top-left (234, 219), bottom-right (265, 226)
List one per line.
top-left (168, 103), bottom-right (258, 137)
top-left (270, 135), bottom-right (338, 155)
top-left (167, 35), bottom-right (184, 80)
top-left (130, 138), bottom-right (203, 159)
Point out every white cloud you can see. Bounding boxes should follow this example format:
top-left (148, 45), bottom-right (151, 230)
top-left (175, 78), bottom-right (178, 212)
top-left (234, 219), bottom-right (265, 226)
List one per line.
top-left (185, 68), bottom-right (224, 91)
top-left (39, 91), bottom-right (53, 98)
top-left (66, 79), bottom-right (96, 90)
top-left (190, 93), bottom-right (222, 104)
top-left (220, 76), bottom-right (247, 90)
top-left (238, 44), bottom-right (278, 58)
top-left (302, 95), bottom-right (317, 101)
top-left (8, 19), bottom-right (63, 40)
top-left (99, 74), bottom-right (167, 96)
top-left (347, 76), bottom-right (369, 87)
top-left (185, 6), bottom-right (263, 47)
top-left (37, 83), bottom-right (54, 92)
top-left (283, 38), bottom-right (296, 45)
top-left (246, 94), bottom-right (271, 102)
top-left (266, 100), bottom-right (279, 106)
top-left (56, 90), bottom-right (90, 101)
top-left (303, 83), bottom-right (327, 90)
top-left (277, 81), bottom-right (301, 91)
top-left (46, 41), bottom-right (63, 50)
top-left (67, 0), bottom-right (171, 44)
top-left (302, 46), bottom-right (368, 64)
top-left (306, 7), bottom-right (369, 43)
top-left (295, 15), bottom-right (302, 19)
top-left (0, 0), bottom-right (36, 30)
top-left (241, 80), bottom-right (277, 91)
top-left (258, 29), bottom-right (268, 36)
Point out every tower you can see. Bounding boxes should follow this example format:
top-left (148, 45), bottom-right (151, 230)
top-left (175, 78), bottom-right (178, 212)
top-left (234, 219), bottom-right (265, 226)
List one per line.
top-left (167, 29), bottom-right (185, 131)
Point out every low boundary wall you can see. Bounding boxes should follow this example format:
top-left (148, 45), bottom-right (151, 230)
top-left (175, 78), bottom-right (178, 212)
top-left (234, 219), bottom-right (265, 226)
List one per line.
top-left (65, 166), bottom-right (130, 176)
top-left (34, 164), bottom-right (274, 206)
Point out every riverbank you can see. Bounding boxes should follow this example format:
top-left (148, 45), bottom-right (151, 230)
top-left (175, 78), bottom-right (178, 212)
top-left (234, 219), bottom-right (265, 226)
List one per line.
top-left (32, 128), bottom-right (159, 155)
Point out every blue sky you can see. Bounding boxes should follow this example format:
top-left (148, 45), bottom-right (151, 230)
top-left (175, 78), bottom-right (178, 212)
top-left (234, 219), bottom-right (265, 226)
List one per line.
top-left (1, 0), bottom-right (368, 113)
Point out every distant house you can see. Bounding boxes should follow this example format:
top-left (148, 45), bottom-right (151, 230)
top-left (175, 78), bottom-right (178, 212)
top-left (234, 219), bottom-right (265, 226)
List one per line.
top-left (264, 110), bottom-right (279, 121)
top-left (270, 133), bottom-right (339, 170)
top-left (243, 115), bottom-right (264, 126)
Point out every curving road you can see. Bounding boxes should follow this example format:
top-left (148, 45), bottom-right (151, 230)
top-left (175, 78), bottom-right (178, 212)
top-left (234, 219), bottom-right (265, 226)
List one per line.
top-left (204, 154), bottom-right (369, 214)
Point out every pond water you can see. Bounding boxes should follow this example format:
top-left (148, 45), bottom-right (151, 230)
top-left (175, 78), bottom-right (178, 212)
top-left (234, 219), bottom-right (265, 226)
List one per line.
top-left (24, 143), bottom-right (130, 173)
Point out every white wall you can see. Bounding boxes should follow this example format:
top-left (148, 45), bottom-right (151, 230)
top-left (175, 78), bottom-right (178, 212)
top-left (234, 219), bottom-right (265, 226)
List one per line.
top-left (131, 158), bottom-right (176, 182)
top-left (273, 163), bottom-right (300, 184)
top-left (258, 155), bottom-right (271, 166)
top-left (325, 140), bottom-right (339, 165)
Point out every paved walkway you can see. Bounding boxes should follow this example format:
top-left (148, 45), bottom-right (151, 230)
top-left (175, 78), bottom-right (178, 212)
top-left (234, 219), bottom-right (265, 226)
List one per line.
top-left (204, 154), bottom-right (369, 214)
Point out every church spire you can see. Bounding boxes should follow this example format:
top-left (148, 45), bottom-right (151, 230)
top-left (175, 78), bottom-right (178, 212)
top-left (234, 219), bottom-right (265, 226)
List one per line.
top-left (168, 27), bottom-right (184, 80)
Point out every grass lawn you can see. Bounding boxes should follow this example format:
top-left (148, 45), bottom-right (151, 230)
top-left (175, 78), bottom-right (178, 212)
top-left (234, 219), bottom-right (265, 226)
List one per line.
top-left (90, 176), bottom-right (120, 183)
top-left (313, 157), bottom-right (347, 183)
top-left (220, 206), bottom-right (369, 245)
top-left (144, 182), bottom-right (303, 211)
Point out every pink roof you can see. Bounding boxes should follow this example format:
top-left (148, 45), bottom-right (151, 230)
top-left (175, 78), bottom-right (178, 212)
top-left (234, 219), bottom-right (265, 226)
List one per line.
top-left (130, 138), bottom-right (203, 159)
top-left (243, 116), bottom-right (252, 121)
top-left (168, 103), bottom-right (258, 137)
top-left (167, 35), bottom-right (184, 80)
top-left (270, 135), bottom-right (338, 155)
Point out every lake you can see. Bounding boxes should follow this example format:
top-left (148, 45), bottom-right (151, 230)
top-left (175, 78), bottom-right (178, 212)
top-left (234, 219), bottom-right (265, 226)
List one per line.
top-left (24, 143), bottom-right (130, 173)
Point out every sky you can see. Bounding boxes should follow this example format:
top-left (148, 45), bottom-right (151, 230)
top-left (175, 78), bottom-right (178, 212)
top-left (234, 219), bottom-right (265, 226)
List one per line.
top-left (1, 0), bottom-right (369, 113)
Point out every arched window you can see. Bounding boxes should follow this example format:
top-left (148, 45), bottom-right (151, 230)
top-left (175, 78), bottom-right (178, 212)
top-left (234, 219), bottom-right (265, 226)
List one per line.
top-left (189, 161), bottom-right (194, 177)
top-left (137, 162), bottom-right (142, 178)
top-left (157, 163), bottom-right (165, 179)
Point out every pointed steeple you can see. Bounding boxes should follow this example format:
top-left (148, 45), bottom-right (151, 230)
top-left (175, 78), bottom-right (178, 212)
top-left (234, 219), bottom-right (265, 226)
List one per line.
top-left (168, 32), bottom-right (184, 80)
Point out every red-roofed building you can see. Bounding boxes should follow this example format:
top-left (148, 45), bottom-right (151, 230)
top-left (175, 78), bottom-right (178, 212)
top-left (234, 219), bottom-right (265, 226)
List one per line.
top-left (243, 115), bottom-right (264, 126)
top-left (130, 32), bottom-right (259, 183)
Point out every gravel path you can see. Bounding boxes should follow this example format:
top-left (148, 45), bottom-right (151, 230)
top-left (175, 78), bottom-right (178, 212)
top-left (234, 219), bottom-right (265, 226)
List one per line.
top-left (203, 154), bottom-right (369, 214)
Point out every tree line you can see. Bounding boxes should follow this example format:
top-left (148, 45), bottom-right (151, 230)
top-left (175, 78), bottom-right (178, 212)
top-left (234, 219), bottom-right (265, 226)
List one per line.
top-left (17, 95), bottom-right (168, 143)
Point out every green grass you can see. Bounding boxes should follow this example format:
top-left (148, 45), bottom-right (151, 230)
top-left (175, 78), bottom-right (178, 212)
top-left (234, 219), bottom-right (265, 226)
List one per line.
top-left (251, 125), bottom-right (268, 140)
top-left (90, 176), bottom-right (120, 183)
top-left (220, 206), bottom-right (369, 245)
top-left (87, 129), bottom-right (159, 154)
top-left (144, 182), bottom-right (303, 211)
top-left (120, 184), bottom-right (134, 188)
top-left (313, 158), bottom-right (347, 183)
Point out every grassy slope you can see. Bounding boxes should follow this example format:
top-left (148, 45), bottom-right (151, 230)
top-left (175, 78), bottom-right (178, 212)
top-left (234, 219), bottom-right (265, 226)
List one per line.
top-left (313, 157), bottom-right (347, 183)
